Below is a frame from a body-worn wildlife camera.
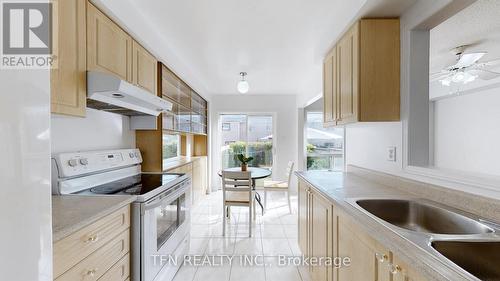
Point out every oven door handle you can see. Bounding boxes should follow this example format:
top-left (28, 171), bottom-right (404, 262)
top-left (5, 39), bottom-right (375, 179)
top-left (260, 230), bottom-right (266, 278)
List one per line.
top-left (144, 186), bottom-right (188, 211)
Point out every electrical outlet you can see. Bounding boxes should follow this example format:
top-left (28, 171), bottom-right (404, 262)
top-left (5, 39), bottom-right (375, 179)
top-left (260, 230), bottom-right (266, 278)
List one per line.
top-left (387, 146), bottom-right (396, 162)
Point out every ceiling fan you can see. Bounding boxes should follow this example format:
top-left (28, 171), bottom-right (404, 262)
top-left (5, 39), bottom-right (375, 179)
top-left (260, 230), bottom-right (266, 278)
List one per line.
top-left (430, 45), bottom-right (500, 86)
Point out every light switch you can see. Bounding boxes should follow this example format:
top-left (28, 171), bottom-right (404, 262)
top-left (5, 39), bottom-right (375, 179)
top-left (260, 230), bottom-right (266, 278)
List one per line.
top-left (387, 146), bottom-right (396, 162)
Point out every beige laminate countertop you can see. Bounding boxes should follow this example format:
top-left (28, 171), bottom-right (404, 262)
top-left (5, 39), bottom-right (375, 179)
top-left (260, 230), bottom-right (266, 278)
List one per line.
top-left (163, 156), bottom-right (205, 171)
top-left (52, 195), bottom-right (136, 242)
top-left (295, 170), bottom-right (500, 281)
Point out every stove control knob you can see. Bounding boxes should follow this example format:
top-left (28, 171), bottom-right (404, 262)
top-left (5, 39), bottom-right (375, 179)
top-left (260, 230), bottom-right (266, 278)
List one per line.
top-left (68, 159), bottom-right (78, 167)
top-left (129, 152), bottom-right (135, 158)
top-left (79, 158), bottom-right (89, 165)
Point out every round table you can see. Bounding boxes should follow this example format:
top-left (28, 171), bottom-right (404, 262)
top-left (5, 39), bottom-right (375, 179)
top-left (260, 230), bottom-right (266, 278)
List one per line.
top-left (217, 167), bottom-right (272, 180)
top-left (218, 167), bottom-right (272, 214)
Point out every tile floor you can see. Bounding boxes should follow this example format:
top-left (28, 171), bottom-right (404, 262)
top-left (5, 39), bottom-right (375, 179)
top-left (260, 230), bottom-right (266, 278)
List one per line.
top-left (172, 190), bottom-right (310, 281)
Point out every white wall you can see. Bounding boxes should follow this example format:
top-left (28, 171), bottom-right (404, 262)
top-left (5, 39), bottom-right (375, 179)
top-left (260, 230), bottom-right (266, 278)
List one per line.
top-left (345, 122), bottom-right (403, 174)
top-left (210, 94), bottom-right (298, 191)
top-left (51, 108), bottom-right (135, 153)
top-left (434, 88), bottom-right (500, 176)
top-left (0, 69), bottom-right (52, 280)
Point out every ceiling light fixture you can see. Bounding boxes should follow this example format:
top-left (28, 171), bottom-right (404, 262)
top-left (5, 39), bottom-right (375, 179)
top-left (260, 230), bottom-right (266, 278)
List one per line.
top-left (439, 71), bottom-right (478, 86)
top-left (237, 72), bottom-right (249, 94)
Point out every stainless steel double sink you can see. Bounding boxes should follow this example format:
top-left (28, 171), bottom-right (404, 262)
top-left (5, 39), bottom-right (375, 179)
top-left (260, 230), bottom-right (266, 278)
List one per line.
top-left (349, 198), bottom-right (500, 280)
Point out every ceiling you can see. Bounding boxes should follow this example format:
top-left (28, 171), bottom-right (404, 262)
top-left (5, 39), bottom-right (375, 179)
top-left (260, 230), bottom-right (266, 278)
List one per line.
top-left (430, 0), bottom-right (500, 74)
top-left (430, 0), bottom-right (500, 99)
top-left (94, 0), bottom-right (416, 100)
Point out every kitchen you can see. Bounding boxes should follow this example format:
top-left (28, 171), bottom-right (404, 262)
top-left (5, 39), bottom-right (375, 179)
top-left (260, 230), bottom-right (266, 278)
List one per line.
top-left (1, 0), bottom-right (500, 281)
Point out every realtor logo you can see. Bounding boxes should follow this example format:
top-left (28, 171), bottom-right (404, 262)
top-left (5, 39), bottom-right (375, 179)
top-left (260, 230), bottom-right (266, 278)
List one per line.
top-left (1, 1), bottom-right (55, 69)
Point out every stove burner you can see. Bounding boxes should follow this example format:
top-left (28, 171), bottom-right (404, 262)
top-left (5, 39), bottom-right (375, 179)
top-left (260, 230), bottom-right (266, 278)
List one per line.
top-left (86, 173), bottom-right (181, 195)
top-left (89, 175), bottom-right (141, 194)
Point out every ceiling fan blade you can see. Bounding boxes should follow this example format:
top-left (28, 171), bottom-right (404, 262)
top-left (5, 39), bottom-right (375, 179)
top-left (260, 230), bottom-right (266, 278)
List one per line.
top-left (451, 52), bottom-right (486, 69)
top-left (476, 58), bottom-right (500, 68)
top-left (470, 69), bottom-right (500, 80)
top-left (430, 73), bottom-right (451, 82)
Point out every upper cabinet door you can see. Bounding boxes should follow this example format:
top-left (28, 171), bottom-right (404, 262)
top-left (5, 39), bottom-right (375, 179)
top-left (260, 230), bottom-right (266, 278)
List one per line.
top-left (323, 50), bottom-right (335, 125)
top-left (51, 0), bottom-right (86, 117)
top-left (132, 41), bottom-right (157, 95)
top-left (338, 23), bottom-right (359, 124)
top-left (87, 2), bottom-right (132, 81)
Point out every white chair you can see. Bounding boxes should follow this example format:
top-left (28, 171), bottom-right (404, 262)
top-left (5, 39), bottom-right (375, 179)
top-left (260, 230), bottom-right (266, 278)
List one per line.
top-left (263, 161), bottom-right (294, 213)
top-left (221, 171), bottom-right (255, 237)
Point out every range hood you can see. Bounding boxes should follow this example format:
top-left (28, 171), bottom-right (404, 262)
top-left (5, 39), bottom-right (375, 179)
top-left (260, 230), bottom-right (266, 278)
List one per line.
top-left (87, 71), bottom-right (172, 116)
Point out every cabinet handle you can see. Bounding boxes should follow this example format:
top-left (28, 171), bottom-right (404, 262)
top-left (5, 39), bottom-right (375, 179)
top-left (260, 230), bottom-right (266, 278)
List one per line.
top-left (375, 252), bottom-right (388, 263)
top-left (388, 263), bottom-right (401, 275)
top-left (84, 234), bottom-right (99, 243)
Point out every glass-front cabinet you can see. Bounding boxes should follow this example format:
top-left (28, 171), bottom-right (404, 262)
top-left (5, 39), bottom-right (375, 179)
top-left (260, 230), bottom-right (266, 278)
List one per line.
top-left (160, 64), bottom-right (208, 135)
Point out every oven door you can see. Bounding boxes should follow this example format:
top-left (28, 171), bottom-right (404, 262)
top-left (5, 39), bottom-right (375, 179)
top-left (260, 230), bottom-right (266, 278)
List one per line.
top-left (142, 179), bottom-right (190, 281)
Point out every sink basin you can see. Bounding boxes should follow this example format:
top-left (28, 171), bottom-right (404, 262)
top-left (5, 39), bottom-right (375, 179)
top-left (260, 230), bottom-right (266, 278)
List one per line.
top-left (356, 199), bottom-right (493, 235)
top-left (432, 241), bottom-right (500, 280)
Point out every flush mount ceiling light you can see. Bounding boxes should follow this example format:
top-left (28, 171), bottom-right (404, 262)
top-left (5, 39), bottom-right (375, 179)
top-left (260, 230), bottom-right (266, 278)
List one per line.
top-left (237, 72), bottom-right (249, 94)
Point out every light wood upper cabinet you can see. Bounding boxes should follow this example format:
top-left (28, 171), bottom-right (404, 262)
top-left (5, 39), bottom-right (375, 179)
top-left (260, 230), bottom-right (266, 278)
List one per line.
top-left (51, 0), bottom-right (87, 117)
top-left (337, 23), bottom-right (359, 124)
top-left (87, 2), bottom-right (132, 81)
top-left (323, 19), bottom-right (400, 126)
top-left (132, 41), bottom-right (157, 95)
top-left (323, 49), bottom-right (335, 124)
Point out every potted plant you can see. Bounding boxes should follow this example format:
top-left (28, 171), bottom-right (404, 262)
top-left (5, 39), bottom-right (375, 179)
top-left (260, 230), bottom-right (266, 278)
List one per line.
top-left (237, 154), bottom-right (254, 171)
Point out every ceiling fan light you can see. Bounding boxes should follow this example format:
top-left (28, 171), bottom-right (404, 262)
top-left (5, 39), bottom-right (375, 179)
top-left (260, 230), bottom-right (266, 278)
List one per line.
top-left (463, 73), bottom-right (477, 84)
top-left (440, 78), bottom-right (451, 86)
top-left (452, 72), bottom-right (465, 83)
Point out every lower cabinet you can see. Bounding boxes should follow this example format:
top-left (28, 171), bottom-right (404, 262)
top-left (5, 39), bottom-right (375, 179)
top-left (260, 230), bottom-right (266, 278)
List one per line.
top-left (298, 181), bottom-right (334, 281)
top-left (337, 209), bottom-right (391, 281)
top-left (53, 205), bottom-right (131, 281)
top-left (297, 179), bottom-right (426, 281)
top-left (192, 157), bottom-right (208, 205)
top-left (167, 158), bottom-right (208, 206)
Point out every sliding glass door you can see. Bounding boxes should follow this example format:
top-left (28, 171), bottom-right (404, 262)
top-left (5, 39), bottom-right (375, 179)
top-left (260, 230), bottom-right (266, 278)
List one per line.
top-left (220, 114), bottom-right (274, 170)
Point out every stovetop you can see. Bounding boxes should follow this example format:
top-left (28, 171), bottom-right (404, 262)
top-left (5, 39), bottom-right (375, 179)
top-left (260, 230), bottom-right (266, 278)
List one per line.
top-left (83, 173), bottom-right (182, 196)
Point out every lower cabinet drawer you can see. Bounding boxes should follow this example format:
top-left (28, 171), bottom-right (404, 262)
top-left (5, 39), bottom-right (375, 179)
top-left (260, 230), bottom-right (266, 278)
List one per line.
top-left (55, 230), bottom-right (130, 281)
top-left (98, 253), bottom-right (130, 281)
top-left (54, 206), bottom-right (130, 278)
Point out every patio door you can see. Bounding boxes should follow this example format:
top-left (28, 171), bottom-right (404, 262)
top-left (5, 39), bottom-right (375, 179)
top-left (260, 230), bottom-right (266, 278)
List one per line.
top-left (220, 114), bottom-right (274, 170)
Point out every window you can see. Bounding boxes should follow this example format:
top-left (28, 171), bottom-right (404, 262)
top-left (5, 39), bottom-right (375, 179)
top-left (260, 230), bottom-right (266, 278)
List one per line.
top-left (306, 112), bottom-right (344, 171)
top-left (220, 114), bottom-right (274, 169)
top-left (222, 123), bottom-right (231, 131)
top-left (162, 133), bottom-right (180, 161)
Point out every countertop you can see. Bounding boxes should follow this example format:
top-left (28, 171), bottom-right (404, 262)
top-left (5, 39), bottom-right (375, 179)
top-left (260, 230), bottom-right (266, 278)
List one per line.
top-left (163, 156), bottom-right (205, 171)
top-left (295, 170), bottom-right (497, 281)
top-left (52, 195), bottom-right (136, 242)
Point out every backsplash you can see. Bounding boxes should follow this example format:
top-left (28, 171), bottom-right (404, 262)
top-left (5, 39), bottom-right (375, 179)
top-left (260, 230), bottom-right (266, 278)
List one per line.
top-left (51, 108), bottom-right (135, 154)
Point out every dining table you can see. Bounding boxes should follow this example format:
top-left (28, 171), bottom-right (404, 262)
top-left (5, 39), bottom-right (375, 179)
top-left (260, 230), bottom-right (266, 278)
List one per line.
top-left (218, 167), bottom-right (272, 214)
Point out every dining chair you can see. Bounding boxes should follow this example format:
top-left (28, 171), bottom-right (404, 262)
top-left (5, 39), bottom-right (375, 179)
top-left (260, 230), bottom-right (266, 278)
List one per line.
top-left (263, 161), bottom-right (294, 213)
top-left (221, 171), bottom-right (255, 237)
